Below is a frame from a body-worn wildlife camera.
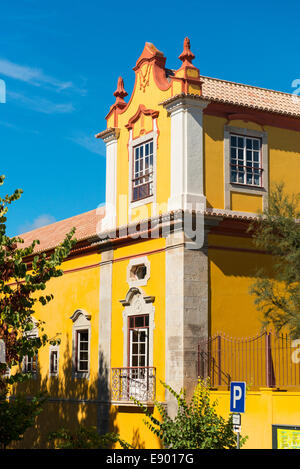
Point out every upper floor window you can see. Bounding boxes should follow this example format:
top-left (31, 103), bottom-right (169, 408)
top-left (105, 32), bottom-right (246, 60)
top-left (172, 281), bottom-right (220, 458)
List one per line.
top-left (132, 140), bottom-right (154, 202)
top-left (230, 134), bottom-right (262, 187)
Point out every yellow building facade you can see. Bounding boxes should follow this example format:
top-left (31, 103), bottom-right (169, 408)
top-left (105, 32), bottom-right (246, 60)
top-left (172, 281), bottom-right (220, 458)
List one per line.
top-left (15, 38), bottom-right (300, 449)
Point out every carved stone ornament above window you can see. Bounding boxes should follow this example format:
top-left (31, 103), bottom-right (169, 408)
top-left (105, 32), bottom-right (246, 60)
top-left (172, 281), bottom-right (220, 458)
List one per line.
top-left (70, 309), bottom-right (91, 323)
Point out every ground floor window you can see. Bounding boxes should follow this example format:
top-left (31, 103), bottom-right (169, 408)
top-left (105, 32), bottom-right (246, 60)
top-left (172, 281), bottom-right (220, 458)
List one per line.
top-left (76, 329), bottom-right (89, 373)
top-left (23, 353), bottom-right (37, 374)
top-left (70, 309), bottom-right (91, 379)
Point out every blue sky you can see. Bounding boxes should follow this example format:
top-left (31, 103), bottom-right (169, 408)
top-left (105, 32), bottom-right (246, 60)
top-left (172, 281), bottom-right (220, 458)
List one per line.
top-left (0, 0), bottom-right (299, 236)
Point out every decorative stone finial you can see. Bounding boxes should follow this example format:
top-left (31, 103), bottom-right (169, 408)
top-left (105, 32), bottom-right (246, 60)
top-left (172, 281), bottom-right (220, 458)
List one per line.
top-left (113, 77), bottom-right (128, 105)
top-left (104, 76), bottom-right (128, 126)
top-left (175, 37), bottom-right (202, 95)
top-left (178, 37), bottom-right (195, 67)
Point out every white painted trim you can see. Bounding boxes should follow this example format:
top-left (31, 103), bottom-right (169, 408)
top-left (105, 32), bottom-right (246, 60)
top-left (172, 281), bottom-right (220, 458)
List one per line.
top-left (49, 344), bottom-right (60, 378)
top-left (70, 310), bottom-right (91, 380)
top-left (101, 135), bottom-right (118, 231)
top-left (120, 287), bottom-right (155, 368)
top-left (128, 123), bottom-right (158, 222)
top-left (224, 125), bottom-right (269, 211)
top-left (126, 256), bottom-right (150, 288)
top-left (22, 318), bottom-right (39, 378)
top-left (164, 96), bottom-right (209, 212)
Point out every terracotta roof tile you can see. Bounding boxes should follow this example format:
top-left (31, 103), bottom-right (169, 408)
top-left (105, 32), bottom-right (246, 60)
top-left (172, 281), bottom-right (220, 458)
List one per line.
top-left (200, 75), bottom-right (300, 117)
top-left (19, 207), bottom-right (105, 253)
top-left (161, 74), bottom-right (300, 118)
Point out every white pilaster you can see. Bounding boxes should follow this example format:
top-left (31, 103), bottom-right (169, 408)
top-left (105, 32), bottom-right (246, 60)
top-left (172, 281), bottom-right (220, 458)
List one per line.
top-left (164, 96), bottom-right (209, 212)
top-left (100, 129), bottom-right (119, 231)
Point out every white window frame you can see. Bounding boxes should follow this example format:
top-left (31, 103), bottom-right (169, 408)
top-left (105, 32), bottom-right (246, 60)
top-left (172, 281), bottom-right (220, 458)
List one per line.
top-left (128, 317), bottom-right (149, 368)
top-left (23, 353), bottom-right (38, 376)
top-left (70, 309), bottom-right (91, 379)
top-left (22, 318), bottom-right (39, 378)
top-left (49, 344), bottom-right (59, 377)
top-left (224, 125), bottom-right (268, 211)
top-left (126, 256), bottom-right (150, 288)
top-left (120, 288), bottom-right (155, 369)
top-left (132, 139), bottom-right (154, 203)
top-left (128, 125), bottom-right (158, 220)
top-left (229, 134), bottom-right (263, 187)
top-left (76, 329), bottom-right (89, 373)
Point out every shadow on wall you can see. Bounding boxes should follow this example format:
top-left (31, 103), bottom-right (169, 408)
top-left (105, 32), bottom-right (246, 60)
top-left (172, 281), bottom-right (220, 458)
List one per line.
top-left (10, 337), bottom-right (147, 449)
top-left (208, 242), bottom-right (276, 280)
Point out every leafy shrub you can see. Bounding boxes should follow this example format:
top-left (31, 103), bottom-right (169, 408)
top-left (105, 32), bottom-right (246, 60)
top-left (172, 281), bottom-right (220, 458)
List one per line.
top-left (0, 392), bottom-right (46, 449)
top-left (133, 379), bottom-right (247, 449)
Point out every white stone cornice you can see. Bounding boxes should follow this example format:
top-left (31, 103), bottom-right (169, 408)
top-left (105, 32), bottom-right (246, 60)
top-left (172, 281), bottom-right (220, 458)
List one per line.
top-left (160, 94), bottom-right (210, 114)
top-left (95, 127), bottom-right (120, 144)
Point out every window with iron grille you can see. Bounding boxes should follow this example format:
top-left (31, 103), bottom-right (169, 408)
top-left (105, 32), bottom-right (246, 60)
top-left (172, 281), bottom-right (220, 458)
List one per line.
top-left (76, 329), bottom-right (89, 373)
top-left (230, 134), bottom-right (262, 187)
top-left (132, 140), bottom-right (154, 202)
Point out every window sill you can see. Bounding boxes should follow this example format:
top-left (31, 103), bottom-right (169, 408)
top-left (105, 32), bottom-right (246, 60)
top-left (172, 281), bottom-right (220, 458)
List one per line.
top-left (130, 195), bottom-right (154, 209)
top-left (229, 182), bottom-right (267, 194)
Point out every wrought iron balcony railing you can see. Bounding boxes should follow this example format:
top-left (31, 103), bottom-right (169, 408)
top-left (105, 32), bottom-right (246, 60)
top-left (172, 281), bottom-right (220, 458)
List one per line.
top-left (111, 367), bottom-right (156, 403)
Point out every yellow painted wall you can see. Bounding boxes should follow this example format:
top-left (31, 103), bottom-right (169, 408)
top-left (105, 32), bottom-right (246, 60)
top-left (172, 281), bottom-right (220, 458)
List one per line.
top-left (230, 192), bottom-right (262, 213)
top-left (15, 253), bottom-right (101, 397)
top-left (204, 115), bottom-right (225, 209)
top-left (110, 238), bottom-right (166, 448)
top-left (211, 389), bottom-right (300, 449)
top-left (12, 252), bottom-right (102, 448)
top-left (208, 233), bottom-right (273, 337)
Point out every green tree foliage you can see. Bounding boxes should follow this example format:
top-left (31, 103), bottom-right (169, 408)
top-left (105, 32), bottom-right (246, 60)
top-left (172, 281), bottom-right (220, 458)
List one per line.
top-left (0, 175), bottom-right (76, 447)
top-left (48, 426), bottom-right (133, 449)
top-left (249, 183), bottom-right (300, 338)
top-left (133, 379), bottom-right (247, 449)
top-left (0, 393), bottom-right (46, 449)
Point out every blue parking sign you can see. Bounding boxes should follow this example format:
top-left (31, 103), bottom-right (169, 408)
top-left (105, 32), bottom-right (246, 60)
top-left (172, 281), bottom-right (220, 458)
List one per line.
top-left (230, 381), bottom-right (246, 413)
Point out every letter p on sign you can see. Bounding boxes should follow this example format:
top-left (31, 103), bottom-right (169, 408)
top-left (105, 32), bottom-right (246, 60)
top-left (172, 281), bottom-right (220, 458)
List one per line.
top-left (230, 381), bottom-right (246, 413)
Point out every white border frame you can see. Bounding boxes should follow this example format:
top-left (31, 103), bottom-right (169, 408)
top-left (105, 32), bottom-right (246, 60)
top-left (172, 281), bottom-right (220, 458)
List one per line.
top-left (70, 309), bottom-right (91, 380)
top-left (120, 287), bottom-right (155, 368)
top-left (128, 123), bottom-right (158, 221)
top-left (224, 125), bottom-right (269, 211)
top-left (22, 317), bottom-right (39, 379)
top-left (126, 256), bottom-right (150, 288)
top-left (49, 344), bottom-right (60, 378)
